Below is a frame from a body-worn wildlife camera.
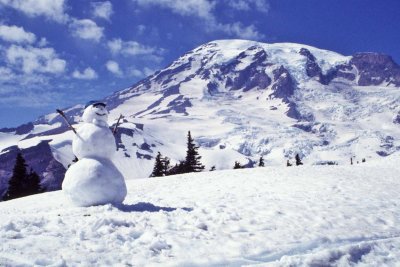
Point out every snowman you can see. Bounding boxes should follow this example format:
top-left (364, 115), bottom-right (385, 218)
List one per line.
top-left (62, 101), bottom-right (127, 207)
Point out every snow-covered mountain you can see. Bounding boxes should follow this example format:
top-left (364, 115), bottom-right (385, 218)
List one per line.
top-left (1, 155), bottom-right (400, 265)
top-left (1, 39), bottom-right (400, 193)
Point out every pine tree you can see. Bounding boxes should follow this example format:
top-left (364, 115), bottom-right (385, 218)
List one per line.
top-left (25, 169), bottom-right (42, 195)
top-left (4, 153), bottom-right (28, 200)
top-left (258, 156), bottom-right (265, 167)
top-left (295, 154), bottom-right (303, 166)
top-left (161, 156), bottom-right (171, 176)
top-left (233, 161), bottom-right (242, 169)
top-left (150, 152), bottom-right (165, 177)
top-left (184, 131), bottom-right (205, 173)
top-left (167, 161), bottom-right (186, 175)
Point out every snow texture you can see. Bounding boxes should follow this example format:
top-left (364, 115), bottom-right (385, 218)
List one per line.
top-left (1, 153), bottom-right (400, 266)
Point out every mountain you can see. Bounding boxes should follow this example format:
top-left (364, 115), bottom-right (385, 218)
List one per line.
top-left (1, 39), bottom-right (400, 194)
top-left (1, 155), bottom-right (400, 265)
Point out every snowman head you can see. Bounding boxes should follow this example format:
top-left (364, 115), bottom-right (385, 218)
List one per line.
top-left (82, 101), bottom-right (109, 126)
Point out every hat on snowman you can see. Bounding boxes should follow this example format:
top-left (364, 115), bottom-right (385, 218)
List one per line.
top-left (85, 100), bottom-right (106, 109)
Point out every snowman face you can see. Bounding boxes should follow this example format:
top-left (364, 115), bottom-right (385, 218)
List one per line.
top-left (82, 103), bottom-right (109, 124)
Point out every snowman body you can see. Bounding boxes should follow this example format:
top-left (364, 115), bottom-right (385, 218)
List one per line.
top-left (62, 103), bottom-right (127, 207)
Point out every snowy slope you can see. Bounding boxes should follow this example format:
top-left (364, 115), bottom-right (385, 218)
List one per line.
top-left (1, 153), bottom-right (400, 266)
top-left (1, 39), bottom-right (400, 192)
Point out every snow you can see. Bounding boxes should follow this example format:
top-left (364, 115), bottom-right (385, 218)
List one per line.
top-left (1, 153), bottom-right (400, 266)
top-left (209, 39), bottom-right (351, 82)
top-left (62, 158), bottom-right (127, 207)
top-left (72, 122), bottom-right (116, 159)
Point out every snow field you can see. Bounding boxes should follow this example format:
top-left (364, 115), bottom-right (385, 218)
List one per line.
top-left (1, 155), bottom-right (400, 266)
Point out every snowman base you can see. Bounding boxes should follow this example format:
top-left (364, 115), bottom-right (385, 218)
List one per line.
top-left (62, 158), bottom-right (127, 207)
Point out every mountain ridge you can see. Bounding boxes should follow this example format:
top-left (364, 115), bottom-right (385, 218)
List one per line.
top-left (1, 39), bottom-right (400, 195)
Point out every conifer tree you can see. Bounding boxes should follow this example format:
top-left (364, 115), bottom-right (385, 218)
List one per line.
top-left (295, 154), bottom-right (303, 166)
top-left (167, 161), bottom-right (186, 175)
top-left (4, 153), bottom-right (28, 200)
top-left (287, 160), bottom-right (292, 167)
top-left (184, 131), bottom-right (205, 173)
top-left (25, 168), bottom-right (42, 195)
top-left (258, 156), bottom-right (265, 167)
top-left (233, 161), bottom-right (242, 169)
top-left (150, 152), bottom-right (165, 177)
top-left (161, 156), bottom-right (171, 176)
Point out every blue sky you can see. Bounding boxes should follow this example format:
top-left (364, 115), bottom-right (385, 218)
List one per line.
top-left (0, 0), bottom-right (399, 127)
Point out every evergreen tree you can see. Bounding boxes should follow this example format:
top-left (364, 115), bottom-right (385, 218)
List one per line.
top-left (258, 156), bottom-right (265, 167)
top-left (150, 152), bottom-right (165, 177)
top-left (161, 156), bottom-right (171, 176)
top-left (286, 160), bottom-right (292, 167)
top-left (233, 161), bottom-right (242, 169)
top-left (25, 168), bottom-right (42, 195)
top-left (167, 161), bottom-right (186, 175)
top-left (183, 131), bottom-right (205, 173)
top-left (4, 153), bottom-right (28, 200)
top-left (295, 154), bottom-right (303, 166)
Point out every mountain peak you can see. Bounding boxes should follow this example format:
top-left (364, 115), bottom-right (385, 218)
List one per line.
top-left (1, 39), bottom-right (400, 191)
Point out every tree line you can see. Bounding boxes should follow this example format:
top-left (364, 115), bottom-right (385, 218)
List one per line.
top-left (150, 131), bottom-right (306, 177)
top-left (150, 131), bottom-right (205, 177)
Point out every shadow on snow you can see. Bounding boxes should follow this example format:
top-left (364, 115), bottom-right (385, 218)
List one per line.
top-left (116, 202), bottom-right (193, 213)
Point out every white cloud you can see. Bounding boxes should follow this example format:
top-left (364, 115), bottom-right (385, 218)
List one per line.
top-left (133, 0), bottom-right (266, 40)
top-left (0, 24), bottom-right (36, 43)
top-left (128, 67), bottom-right (154, 78)
top-left (0, 66), bottom-right (16, 81)
top-left (72, 67), bottom-right (98, 80)
top-left (106, 60), bottom-right (122, 76)
top-left (137, 25), bottom-right (146, 35)
top-left (69, 19), bottom-right (104, 42)
top-left (92, 1), bottom-right (113, 21)
top-left (133, 0), bottom-right (215, 19)
top-left (0, 0), bottom-right (68, 23)
top-left (107, 38), bottom-right (160, 56)
top-left (38, 37), bottom-right (48, 47)
top-left (216, 22), bottom-right (265, 40)
top-left (225, 0), bottom-right (270, 13)
top-left (6, 45), bottom-right (66, 74)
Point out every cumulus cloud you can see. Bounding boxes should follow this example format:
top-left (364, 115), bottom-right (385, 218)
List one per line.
top-left (72, 67), bottom-right (98, 80)
top-left (69, 19), bottom-right (104, 42)
top-left (0, 66), bottom-right (16, 81)
top-left (133, 0), bottom-right (215, 19)
top-left (0, 0), bottom-right (68, 23)
top-left (107, 38), bottom-right (161, 56)
top-left (216, 22), bottom-right (265, 40)
top-left (37, 37), bottom-right (48, 47)
top-left (129, 67), bottom-right (155, 78)
top-left (0, 24), bottom-right (36, 43)
top-left (92, 1), bottom-right (113, 21)
top-left (106, 60), bottom-right (122, 76)
top-left (133, 0), bottom-right (266, 40)
top-left (225, 0), bottom-right (270, 13)
top-left (6, 45), bottom-right (66, 74)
